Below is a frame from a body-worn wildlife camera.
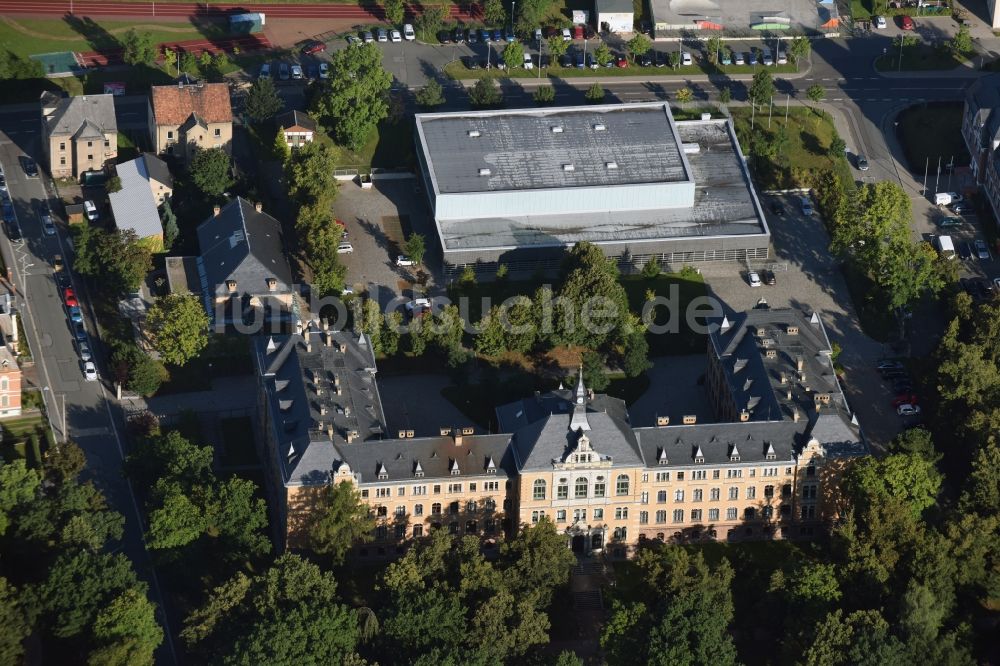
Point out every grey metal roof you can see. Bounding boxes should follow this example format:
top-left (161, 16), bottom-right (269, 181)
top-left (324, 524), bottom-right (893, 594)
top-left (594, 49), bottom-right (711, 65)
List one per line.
top-left (276, 110), bottom-right (317, 132)
top-left (333, 433), bottom-right (516, 484)
top-left (511, 409), bottom-right (645, 472)
top-left (109, 156), bottom-right (163, 239)
top-left (596, 0), bottom-right (634, 14)
top-left (496, 387), bottom-right (628, 433)
top-left (635, 420), bottom-right (804, 466)
top-left (431, 118), bottom-right (769, 251)
top-left (41, 93), bottom-right (117, 138)
top-left (416, 103), bottom-right (690, 194)
top-left (140, 153), bottom-right (173, 188)
top-left (196, 198), bottom-right (293, 298)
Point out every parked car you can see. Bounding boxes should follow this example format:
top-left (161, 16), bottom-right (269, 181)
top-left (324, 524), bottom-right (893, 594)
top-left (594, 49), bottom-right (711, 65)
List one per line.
top-left (892, 394), bottom-right (919, 408)
top-left (959, 242), bottom-right (973, 261)
top-left (776, 50), bottom-right (787, 65)
top-left (901, 15), bottom-right (915, 30)
top-left (258, 62), bottom-right (271, 79)
top-left (1, 199), bottom-right (14, 224)
top-left (575, 53), bottom-right (585, 68)
top-left (63, 287), bottom-right (78, 307)
top-left (77, 340), bottom-right (92, 362)
top-left (770, 201), bottom-right (784, 217)
top-left (523, 52), bottom-right (534, 69)
top-left (504, 28), bottom-right (515, 42)
top-left (363, 31), bottom-right (374, 43)
top-left (21, 157), bottom-right (38, 178)
top-left (319, 62), bottom-right (329, 79)
top-left (396, 255), bottom-right (415, 266)
top-left (681, 51), bottom-right (692, 65)
top-left (377, 28), bottom-right (388, 42)
top-left (73, 322), bottom-right (87, 342)
top-left (337, 242), bottom-right (353, 254)
top-left (492, 28), bottom-right (502, 42)
top-left (975, 238), bottom-right (991, 260)
top-left (800, 197), bottom-right (813, 216)
top-left (572, 24), bottom-right (584, 40)
top-left (748, 271), bottom-right (762, 287)
top-left (5, 221), bottom-right (20, 241)
top-left (893, 378), bottom-right (914, 393)
top-left (655, 50), bottom-right (667, 67)
top-left (480, 28), bottom-right (492, 42)
top-left (857, 155), bottom-right (869, 171)
top-left (67, 305), bottom-right (83, 323)
top-left (278, 62), bottom-right (290, 80)
top-left (0, 173), bottom-right (7, 195)
top-left (561, 27), bottom-right (572, 41)
top-left (302, 40), bottom-right (326, 55)
top-left (559, 54), bottom-right (573, 68)
top-left (746, 50), bottom-right (757, 65)
top-left (720, 50), bottom-right (732, 65)
top-left (437, 29), bottom-right (452, 44)
top-left (306, 65), bottom-right (319, 80)
top-left (762, 269), bottom-right (776, 285)
top-left (346, 35), bottom-right (361, 46)
top-left (466, 28), bottom-right (477, 43)
top-left (615, 54), bottom-right (628, 68)
top-left (950, 201), bottom-right (972, 214)
top-left (290, 64), bottom-right (303, 80)
top-left (638, 52), bottom-right (653, 67)
top-left (935, 216), bottom-right (963, 229)
top-left (83, 361), bottom-right (98, 382)
top-left (762, 48), bottom-right (774, 66)
top-left (874, 15), bottom-right (887, 29)
top-left (897, 403), bottom-right (921, 417)
top-left (41, 213), bottom-right (56, 236)
top-left (463, 56), bottom-right (480, 70)
top-left (877, 360), bottom-right (904, 371)
top-left (390, 29), bottom-right (402, 43)
top-left (734, 51), bottom-right (745, 65)
top-left (404, 23), bottom-right (415, 40)
top-left (452, 27), bottom-right (464, 43)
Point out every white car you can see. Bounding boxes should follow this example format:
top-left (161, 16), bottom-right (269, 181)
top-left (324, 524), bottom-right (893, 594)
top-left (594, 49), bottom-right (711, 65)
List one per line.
top-left (734, 51), bottom-right (745, 65)
top-left (403, 23), bottom-right (415, 40)
top-left (84, 200), bottom-right (98, 221)
top-left (681, 51), bottom-right (692, 66)
top-left (377, 28), bottom-right (388, 42)
top-left (390, 29), bottom-right (402, 43)
top-left (396, 255), bottom-right (415, 266)
top-left (319, 62), bottom-right (329, 79)
top-left (561, 28), bottom-right (572, 41)
top-left (776, 50), bottom-right (787, 65)
top-left (337, 242), bottom-right (353, 254)
top-left (897, 403), bottom-right (921, 417)
top-left (800, 197), bottom-right (814, 216)
top-left (874, 15), bottom-right (887, 29)
top-left (748, 271), bottom-right (762, 288)
top-left (78, 340), bottom-right (92, 362)
top-left (83, 361), bottom-right (97, 381)
top-left (523, 52), bottom-right (534, 69)
top-left (290, 64), bottom-right (303, 80)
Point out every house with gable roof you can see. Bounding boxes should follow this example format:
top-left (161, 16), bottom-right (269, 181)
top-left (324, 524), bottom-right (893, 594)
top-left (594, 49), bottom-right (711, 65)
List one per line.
top-left (149, 81), bottom-right (233, 164)
top-left (40, 92), bottom-right (118, 179)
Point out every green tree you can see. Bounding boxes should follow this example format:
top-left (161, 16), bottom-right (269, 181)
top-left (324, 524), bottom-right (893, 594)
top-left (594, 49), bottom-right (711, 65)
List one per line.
top-left (287, 141), bottom-right (338, 205)
top-left (311, 43), bottom-right (393, 151)
top-left (503, 40), bottom-right (525, 70)
top-left (469, 76), bottom-right (503, 108)
top-left (182, 554), bottom-right (359, 663)
top-left (553, 242), bottom-right (631, 348)
top-left (828, 135), bottom-right (847, 158)
top-left (73, 226), bottom-right (153, 294)
top-left (705, 36), bottom-right (723, 64)
top-left (415, 79), bottom-right (445, 108)
top-left (622, 330), bottom-right (651, 377)
top-left (199, 51), bottom-right (212, 68)
top-left (642, 255), bottom-right (661, 278)
top-left (272, 127), bottom-right (291, 162)
top-left (384, 0), bottom-right (405, 25)
top-left (675, 87), bottom-right (693, 105)
top-left (807, 83), bottom-right (825, 105)
top-left (533, 85), bottom-right (555, 105)
top-left (949, 24), bottom-right (973, 55)
top-left (748, 69), bottom-right (774, 109)
top-left (585, 82), bottom-right (605, 103)
top-left (43, 439), bottom-right (87, 486)
top-left (788, 36), bottom-right (811, 64)
top-left (163, 48), bottom-right (176, 71)
top-left (306, 480), bottom-right (376, 563)
top-left (189, 147), bottom-right (234, 196)
top-left (831, 181), bottom-right (911, 271)
top-left (121, 29), bottom-right (156, 66)
top-left (514, 0), bottom-right (546, 35)
top-left (88, 588), bottom-right (163, 666)
top-left (0, 459), bottom-right (39, 536)
top-left (805, 609), bottom-right (907, 666)
top-left (547, 35), bottom-right (569, 59)
top-left (161, 198), bottom-right (179, 249)
top-left (890, 427), bottom-right (938, 461)
top-left (718, 85), bottom-right (731, 105)
top-left (582, 351), bottom-right (609, 391)
top-left (846, 453), bottom-right (942, 519)
top-left (483, 0), bottom-right (507, 26)
top-left (965, 440), bottom-right (1000, 514)
top-left (0, 578), bottom-right (29, 665)
top-left (502, 518), bottom-right (576, 607)
top-left (245, 76), bottom-right (283, 123)
top-left (403, 233), bottom-right (426, 265)
top-left (667, 51), bottom-right (679, 68)
top-left (415, 4), bottom-right (448, 40)
top-left (474, 306), bottom-right (507, 357)
top-left (627, 33), bottom-right (652, 61)
top-left (111, 342), bottom-right (167, 396)
top-left (146, 294), bottom-right (209, 366)
top-left (594, 42), bottom-right (612, 67)
top-left (878, 240), bottom-right (950, 309)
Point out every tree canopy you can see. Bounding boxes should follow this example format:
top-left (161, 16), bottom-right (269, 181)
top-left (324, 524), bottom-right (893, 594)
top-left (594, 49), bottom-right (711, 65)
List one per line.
top-left (147, 294), bottom-right (209, 366)
top-left (121, 29), bottom-right (156, 65)
top-left (190, 147), bottom-right (234, 196)
top-left (306, 480), bottom-right (376, 563)
top-left (311, 43), bottom-right (393, 151)
top-left (245, 77), bottom-right (284, 123)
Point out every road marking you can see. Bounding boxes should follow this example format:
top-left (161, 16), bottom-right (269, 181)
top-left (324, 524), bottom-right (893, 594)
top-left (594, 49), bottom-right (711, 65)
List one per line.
top-left (71, 426), bottom-right (111, 437)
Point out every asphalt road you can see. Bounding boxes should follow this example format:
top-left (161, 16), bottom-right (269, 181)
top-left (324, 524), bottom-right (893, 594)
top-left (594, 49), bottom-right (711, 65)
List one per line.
top-left (0, 113), bottom-right (177, 664)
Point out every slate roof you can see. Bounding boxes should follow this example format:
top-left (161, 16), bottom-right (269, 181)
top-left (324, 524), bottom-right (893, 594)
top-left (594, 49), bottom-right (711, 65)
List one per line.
top-left (41, 92), bottom-right (117, 138)
top-left (510, 409), bottom-right (645, 471)
top-left (150, 82), bottom-right (232, 127)
top-left (496, 386), bottom-right (628, 433)
top-left (634, 421), bottom-right (804, 467)
top-left (140, 152), bottom-right (172, 187)
top-left (196, 197), bottom-right (293, 298)
top-left (276, 110), bottom-right (317, 132)
top-left (108, 155), bottom-right (165, 239)
top-left (966, 75), bottom-right (1000, 150)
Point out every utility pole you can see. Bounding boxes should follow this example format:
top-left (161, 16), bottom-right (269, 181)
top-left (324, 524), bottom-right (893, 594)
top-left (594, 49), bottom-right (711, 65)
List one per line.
top-left (751, 100), bottom-right (756, 130)
top-left (947, 155), bottom-right (954, 190)
top-left (768, 95), bottom-right (773, 129)
top-left (934, 155), bottom-right (941, 193)
top-left (784, 93), bottom-right (789, 122)
top-left (922, 156), bottom-right (929, 195)
top-left (898, 36), bottom-right (903, 71)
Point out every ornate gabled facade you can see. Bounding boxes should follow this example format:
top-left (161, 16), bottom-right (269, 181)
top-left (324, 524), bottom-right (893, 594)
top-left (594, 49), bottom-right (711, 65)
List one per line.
top-left (254, 307), bottom-right (867, 558)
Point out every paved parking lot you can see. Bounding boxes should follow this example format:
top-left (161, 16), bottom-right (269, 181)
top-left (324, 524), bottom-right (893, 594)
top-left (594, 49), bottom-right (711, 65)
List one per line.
top-left (701, 192), bottom-right (899, 447)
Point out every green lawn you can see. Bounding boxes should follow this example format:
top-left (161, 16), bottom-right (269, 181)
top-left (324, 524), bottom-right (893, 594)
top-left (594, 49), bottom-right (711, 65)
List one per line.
top-left (445, 59), bottom-right (798, 80)
top-left (328, 117), bottom-right (415, 171)
top-left (0, 16), bottom-right (212, 58)
top-left (621, 272), bottom-right (709, 356)
top-left (0, 413), bottom-right (53, 469)
top-left (605, 372), bottom-right (651, 405)
top-left (875, 45), bottom-right (971, 72)
top-left (895, 102), bottom-right (969, 171)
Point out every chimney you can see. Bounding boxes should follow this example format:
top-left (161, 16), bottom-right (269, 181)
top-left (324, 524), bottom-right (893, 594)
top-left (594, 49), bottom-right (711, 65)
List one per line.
top-left (320, 404), bottom-right (327, 416)
top-left (796, 355), bottom-right (804, 372)
top-left (347, 430), bottom-right (358, 443)
top-left (792, 407), bottom-right (800, 423)
top-left (779, 372), bottom-right (787, 384)
top-left (322, 318), bottom-right (329, 331)
top-left (656, 415), bottom-right (669, 427)
top-left (327, 424), bottom-right (334, 439)
top-left (325, 331), bottom-right (333, 347)
top-left (454, 428), bottom-right (464, 446)
top-left (266, 278), bottom-right (277, 292)
top-left (739, 410), bottom-right (750, 422)
top-left (398, 429), bottom-right (407, 438)
top-left (255, 201), bottom-right (263, 213)
top-left (213, 205), bottom-right (221, 217)
top-left (406, 430), bottom-right (415, 438)
top-left (304, 333), bottom-right (312, 353)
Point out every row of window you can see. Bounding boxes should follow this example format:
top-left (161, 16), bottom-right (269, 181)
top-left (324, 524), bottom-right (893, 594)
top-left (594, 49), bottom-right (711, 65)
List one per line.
top-left (643, 467), bottom-right (809, 482)
top-left (362, 480), bottom-right (502, 499)
top-left (532, 503), bottom-right (819, 526)
top-left (164, 128), bottom-right (223, 140)
top-left (373, 518), bottom-right (498, 540)
top-left (641, 484), bottom-right (803, 503)
top-left (532, 477), bottom-right (817, 503)
top-left (57, 140), bottom-right (110, 151)
top-left (374, 499), bottom-right (499, 518)
top-left (533, 475), bottom-right (627, 500)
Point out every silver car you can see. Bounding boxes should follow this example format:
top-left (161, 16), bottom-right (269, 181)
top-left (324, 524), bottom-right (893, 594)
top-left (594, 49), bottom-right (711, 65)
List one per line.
top-left (41, 213), bottom-right (56, 236)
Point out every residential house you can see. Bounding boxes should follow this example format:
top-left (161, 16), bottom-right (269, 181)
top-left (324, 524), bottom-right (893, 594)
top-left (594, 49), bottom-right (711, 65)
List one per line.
top-left (962, 75), bottom-right (1000, 218)
top-left (276, 110), bottom-right (317, 149)
top-left (108, 153), bottom-right (173, 249)
top-left (196, 197), bottom-right (294, 329)
top-left (40, 92), bottom-right (118, 179)
top-left (149, 81), bottom-right (233, 163)
top-left (254, 307), bottom-right (868, 555)
top-left (0, 292), bottom-right (21, 419)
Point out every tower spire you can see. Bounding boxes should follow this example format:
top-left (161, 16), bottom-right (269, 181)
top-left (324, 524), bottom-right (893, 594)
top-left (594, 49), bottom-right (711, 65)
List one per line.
top-left (575, 365), bottom-right (586, 405)
top-left (570, 366), bottom-right (591, 431)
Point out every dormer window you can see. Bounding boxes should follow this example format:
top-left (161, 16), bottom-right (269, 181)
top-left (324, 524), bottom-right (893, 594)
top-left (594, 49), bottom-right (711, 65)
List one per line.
top-left (731, 454), bottom-right (740, 462)
top-left (377, 463), bottom-right (388, 480)
top-left (267, 278), bottom-right (277, 291)
top-left (449, 459), bottom-right (460, 476)
top-left (226, 280), bottom-right (237, 292)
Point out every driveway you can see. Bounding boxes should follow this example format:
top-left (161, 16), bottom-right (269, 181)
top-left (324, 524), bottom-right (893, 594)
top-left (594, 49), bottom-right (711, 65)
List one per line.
top-left (701, 192), bottom-right (898, 447)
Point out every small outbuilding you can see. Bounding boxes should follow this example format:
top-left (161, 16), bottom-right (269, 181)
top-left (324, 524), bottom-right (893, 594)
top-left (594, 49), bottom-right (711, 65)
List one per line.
top-left (595, 0), bottom-right (634, 34)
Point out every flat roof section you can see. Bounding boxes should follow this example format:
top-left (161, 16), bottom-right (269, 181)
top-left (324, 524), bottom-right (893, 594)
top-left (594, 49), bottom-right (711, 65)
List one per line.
top-left (416, 103), bottom-right (690, 194)
top-left (436, 119), bottom-right (768, 252)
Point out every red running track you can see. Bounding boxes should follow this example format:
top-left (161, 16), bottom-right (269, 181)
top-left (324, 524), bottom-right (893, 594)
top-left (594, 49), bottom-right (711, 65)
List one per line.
top-left (0, 1), bottom-right (479, 20)
top-left (77, 33), bottom-right (272, 66)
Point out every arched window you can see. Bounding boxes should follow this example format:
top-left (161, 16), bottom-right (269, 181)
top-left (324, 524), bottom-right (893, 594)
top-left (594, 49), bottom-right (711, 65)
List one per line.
top-left (466, 500), bottom-right (477, 513)
top-left (575, 476), bottom-right (588, 498)
top-left (484, 498), bottom-right (496, 512)
top-left (532, 479), bottom-right (546, 500)
top-left (616, 474), bottom-right (630, 496)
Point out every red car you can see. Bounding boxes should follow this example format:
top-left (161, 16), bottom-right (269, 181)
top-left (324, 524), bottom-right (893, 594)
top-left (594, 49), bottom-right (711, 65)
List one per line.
top-left (573, 24), bottom-right (584, 40)
top-left (302, 40), bottom-right (327, 55)
top-left (615, 54), bottom-right (628, 68)
top-left (892, 394), bottom-right (919, 408)
top-left (63, 287), bottom-right (78, 308)
top-left (901, 15), bottom-right (914, 30)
